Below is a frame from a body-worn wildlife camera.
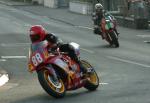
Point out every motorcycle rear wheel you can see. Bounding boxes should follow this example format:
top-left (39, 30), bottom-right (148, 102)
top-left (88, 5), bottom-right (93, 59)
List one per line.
top-left (81, 60), bottom-right (99, 91)
top-left (37, 69), bottom-right (66, 98)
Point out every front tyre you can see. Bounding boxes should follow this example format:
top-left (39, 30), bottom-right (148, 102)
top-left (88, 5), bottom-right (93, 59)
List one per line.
top-left (37, 69), bottom-right (66, 98)
top-left (109, 31), bottom-right (119, 48)
top-left (81, 60), bottom-right (99, 91)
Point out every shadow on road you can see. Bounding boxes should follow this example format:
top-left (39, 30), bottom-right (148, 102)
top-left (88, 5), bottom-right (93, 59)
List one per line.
top-left (10, 90), bottom-right (100, 103)
top-left (93, 44), bottom-right (119, 49)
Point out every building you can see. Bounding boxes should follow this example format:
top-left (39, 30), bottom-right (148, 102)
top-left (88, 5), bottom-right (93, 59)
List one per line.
top-left (57, 0), bottom-right (69, 7)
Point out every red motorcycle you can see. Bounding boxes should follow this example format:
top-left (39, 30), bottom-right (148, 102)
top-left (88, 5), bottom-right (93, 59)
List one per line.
top-left (28, 41), bottom-right (99, 98)
top-left (100, 15), bottom-right (119, 47)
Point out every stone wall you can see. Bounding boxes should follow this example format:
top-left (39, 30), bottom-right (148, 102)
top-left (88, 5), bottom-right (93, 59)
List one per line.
top-left (116, 16), bottom-right (149, 29)
top-left (69, 1), bottom-right (92, 15)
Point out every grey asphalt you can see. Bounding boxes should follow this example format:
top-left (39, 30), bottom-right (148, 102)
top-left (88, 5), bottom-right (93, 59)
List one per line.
top-left (0, 0), bottom-right (28, 77)
top-left (1, 2), bottom-right (150, 103)
top-left (0, 0), bottom-right (149, 82)
top-left (0, 0), bottom-right (92, 81)
top-left (0, 68), bottom-right (7, 76)
top-left (0, 0), bottom-right (93, 80)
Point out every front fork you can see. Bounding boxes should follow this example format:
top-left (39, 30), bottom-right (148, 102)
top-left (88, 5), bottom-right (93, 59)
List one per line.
top-left (45, 65), bottom-right (59, 84)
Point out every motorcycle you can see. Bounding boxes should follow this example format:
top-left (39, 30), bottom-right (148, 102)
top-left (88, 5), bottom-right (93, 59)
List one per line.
top-left (28, 41), bottom-right (99, 98)
top-left (100, 15), bottom-right (119, 47)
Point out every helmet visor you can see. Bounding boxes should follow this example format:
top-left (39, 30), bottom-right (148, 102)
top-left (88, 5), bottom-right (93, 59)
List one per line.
top-left (30, 34), bottom-right (40, 43)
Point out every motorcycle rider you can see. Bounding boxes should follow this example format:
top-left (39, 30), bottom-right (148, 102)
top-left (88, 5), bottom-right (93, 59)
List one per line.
top-left (29, 25), bottom-right (87, 74)
top-left (92, 3), bottom-right (119, 37)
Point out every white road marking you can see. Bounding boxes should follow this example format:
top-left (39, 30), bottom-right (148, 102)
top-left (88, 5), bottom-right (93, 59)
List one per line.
top-left (0, 83), bottom-right (19, 91)
top-left (0, 59), bottom-right (6, 62)
top-left (75, 26), bottom-right (93, 30)
top-left (24, 24), bottom-right (32, 27)
top-left (0, 74), bottom-right (9, 86)
top-left (0, 17), bottom-right (10, 21)
top-left (144, 41), bottom-right (150, 43)
top-left (12, 21), bottom-right (21, 26)
top-left (1, 43), bottom-right (30, 47)
top-left (1, 56), bottom-right (27, 59)
top-left (107, 56), bottom-right (150, 68)
top-left (99, 82), bottom-right (108, 85)
top-left (81, 48), bottom-right (94, 54)
top-left (6, 83), bottom-right (19, 89)
top-left (137, 35), bottom-right (150, 38)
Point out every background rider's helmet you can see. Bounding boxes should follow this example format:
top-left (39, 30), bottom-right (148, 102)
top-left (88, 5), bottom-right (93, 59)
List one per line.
top-left (95, 3), bottom-right (104, 12)
top-left (29, 25), bottom-right (47, 43)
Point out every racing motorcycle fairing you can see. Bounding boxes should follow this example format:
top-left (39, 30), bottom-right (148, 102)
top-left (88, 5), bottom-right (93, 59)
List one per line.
top-left (28, 41), bottom-right (99, 98)
top-left (69, 42), bottom-right (80, 56)
top-left (28, 41), bottom-right (84, 90)
top-left (28, 41), bottom-right (49, 72)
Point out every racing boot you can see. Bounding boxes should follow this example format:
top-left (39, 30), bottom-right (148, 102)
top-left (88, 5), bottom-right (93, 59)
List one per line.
top-left (114, 28), bottom-right (119, 36)
top-left (77, 61), bottom-right (87, 74)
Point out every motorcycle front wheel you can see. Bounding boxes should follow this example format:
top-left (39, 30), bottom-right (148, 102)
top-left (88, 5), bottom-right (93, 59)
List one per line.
top-left (108, 31), bottom-right (119, 48)
top-left (37, 69), bottom-right (66, 98)
top-left (81, 60), bottom-right (99, 91)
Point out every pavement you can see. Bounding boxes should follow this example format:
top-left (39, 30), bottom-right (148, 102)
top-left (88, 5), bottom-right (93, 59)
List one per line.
top-left (0, 0), bottom-right (93, 28)
top-left (17, 5), bottom-right (93, 27)
top-left (0, 0), bottom-right (31, 6)
top-left (0, 0), bottom-right (149, 29)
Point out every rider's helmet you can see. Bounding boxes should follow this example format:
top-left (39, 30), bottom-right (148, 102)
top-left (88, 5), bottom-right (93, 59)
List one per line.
top-left (29, 25), bottom-right (47, 43)
top-left (95, 3), bottom-right (104, 12)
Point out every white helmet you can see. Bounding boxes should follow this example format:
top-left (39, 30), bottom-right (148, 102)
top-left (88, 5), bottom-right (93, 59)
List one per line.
top-left (95, 3), bottom-right (103, 10)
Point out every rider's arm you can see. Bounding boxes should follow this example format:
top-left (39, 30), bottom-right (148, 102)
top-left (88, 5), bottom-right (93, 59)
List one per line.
top-left (92, 12), bottom-right (97, 21)
top-left (45, 33), bottom-right (58, 43)
top-left (104, 11), bottom-right (115, 20)
top-left (45, 33), bottom-right (63, 46)
top-left (45, 33), bottom-right (63, 47)
top-left (45, 33), bottom-right (64, 53)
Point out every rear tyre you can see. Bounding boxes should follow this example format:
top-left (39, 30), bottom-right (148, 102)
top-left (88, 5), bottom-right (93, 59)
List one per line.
top-left (81, 60), bottom-right (99, 91)
top-left (37, 69), bottom-right (66, 98)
